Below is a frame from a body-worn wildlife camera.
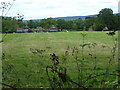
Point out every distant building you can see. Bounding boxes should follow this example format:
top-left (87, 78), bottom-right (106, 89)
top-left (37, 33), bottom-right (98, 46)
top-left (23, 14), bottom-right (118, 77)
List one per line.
top-left (32, 27), bottom-right (48, 32)
top-left (16, 26), bottom-right (32, 33)
top-left (102, 27), bottom-right (108, 31)
top-left (49, 25), bottom-right (58, 32)
top-left (23, 28), bottom-right (29, 32)
top-left (16, 28), bottom-right (23, 33)
top-left (23, 26), bottom-right (30, 33)
top-left (88, 25), bottom-right (95, 31)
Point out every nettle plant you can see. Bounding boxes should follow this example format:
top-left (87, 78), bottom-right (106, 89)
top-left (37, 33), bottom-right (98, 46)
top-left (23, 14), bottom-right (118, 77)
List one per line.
top-left (46, 53), bottom-right (88, 89)
top-left (72, 31), bottom-right (119, 88)
top-left (87, 31), bottom-right (118, 88)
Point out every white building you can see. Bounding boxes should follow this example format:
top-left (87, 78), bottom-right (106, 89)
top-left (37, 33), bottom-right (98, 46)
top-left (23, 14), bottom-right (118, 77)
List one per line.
top-left (49, 25), bottom-right (58, 32)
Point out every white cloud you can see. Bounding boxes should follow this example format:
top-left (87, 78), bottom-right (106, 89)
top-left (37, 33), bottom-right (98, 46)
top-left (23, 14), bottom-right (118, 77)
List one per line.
top-left (0, 0), bottom-right (119, 20)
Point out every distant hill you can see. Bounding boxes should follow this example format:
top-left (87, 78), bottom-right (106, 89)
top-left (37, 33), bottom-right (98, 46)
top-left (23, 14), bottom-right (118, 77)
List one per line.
top-left (115, 13), bottom-right (120, 15)
top-left (23, 14), bottom-right (98, 22)
top-left (24, 13), bottom-right (120, 22)
top-left (52, 14), bottom-right (97, 20)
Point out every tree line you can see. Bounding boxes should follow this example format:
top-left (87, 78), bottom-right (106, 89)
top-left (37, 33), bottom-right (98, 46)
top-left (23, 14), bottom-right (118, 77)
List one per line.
top-left (2, 8), bottom-right (120, 33)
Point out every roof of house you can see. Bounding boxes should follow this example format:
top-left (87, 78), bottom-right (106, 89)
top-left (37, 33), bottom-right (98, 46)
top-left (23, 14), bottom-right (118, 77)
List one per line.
top-left (17, 28), bottom-right (23, 30)
top-left (32, 27), bottom-right (48, 31)
top-left (36, 27), bottom-right (44, 30)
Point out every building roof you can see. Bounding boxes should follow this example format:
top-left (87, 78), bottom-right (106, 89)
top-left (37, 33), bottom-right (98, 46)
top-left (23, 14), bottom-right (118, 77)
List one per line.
top-left (36, 27), bottom-right (44, 30)
top-left (32, 27), bottom-right (48, 31)
top-left (17, 28), bottom-right (23, 30)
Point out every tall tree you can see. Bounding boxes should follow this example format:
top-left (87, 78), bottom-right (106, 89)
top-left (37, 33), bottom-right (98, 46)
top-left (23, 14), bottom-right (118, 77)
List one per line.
top-left (98, 8), bottom-right (115, 30)
top-left (27, 20), bottom-right (36, 28)
top-left (84, 17), bottom-right (97, 30)
top-left (74, 19), bottom-right (84, 30)
top-left (56, 19), bottom-right (66, 31)
top-left (114, 14), bottom-right (120, 30)
top-left (40, 18), bottom-right (56, 29)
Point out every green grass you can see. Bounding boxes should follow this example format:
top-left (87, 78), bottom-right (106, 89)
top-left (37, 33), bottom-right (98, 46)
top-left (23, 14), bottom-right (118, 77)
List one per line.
top-left (2, 31), bottom-right (119, 88)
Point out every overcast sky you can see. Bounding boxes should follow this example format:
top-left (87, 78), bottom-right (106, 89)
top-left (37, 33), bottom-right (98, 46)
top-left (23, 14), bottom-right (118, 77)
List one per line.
top-left (0, 0), bottom-right (119, 20)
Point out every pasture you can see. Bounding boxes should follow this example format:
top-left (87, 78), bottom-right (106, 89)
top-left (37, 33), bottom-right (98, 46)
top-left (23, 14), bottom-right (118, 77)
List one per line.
top-left (2, 31), bottom-right (119, 88)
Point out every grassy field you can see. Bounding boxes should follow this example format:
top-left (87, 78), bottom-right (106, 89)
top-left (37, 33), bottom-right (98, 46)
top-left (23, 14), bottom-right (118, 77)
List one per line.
top-left (2, 31), bottom-right (119, 88)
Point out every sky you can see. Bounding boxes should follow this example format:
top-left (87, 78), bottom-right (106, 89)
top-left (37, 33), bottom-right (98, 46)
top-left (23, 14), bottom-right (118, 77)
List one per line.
top-left (0, 0), bottom-right (120, 20)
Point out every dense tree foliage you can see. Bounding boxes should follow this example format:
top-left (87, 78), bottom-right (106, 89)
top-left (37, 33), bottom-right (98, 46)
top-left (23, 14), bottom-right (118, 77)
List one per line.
top-left (2, 8), bottom-right (120, 33)
top-left (56, 19), bottom-right (66, 31)
top-left (98, 8), bottom-right (115, 30)
top-left (27, 20), bottom-right (36, 28)
top-left (113, 14), bottom-right (120, 30)
top-left (2, 17), bottom-right (25, 33)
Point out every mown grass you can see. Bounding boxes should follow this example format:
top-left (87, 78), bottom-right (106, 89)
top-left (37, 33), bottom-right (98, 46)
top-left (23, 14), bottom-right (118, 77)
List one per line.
top-left (2, 31), bottom-right (119, 88)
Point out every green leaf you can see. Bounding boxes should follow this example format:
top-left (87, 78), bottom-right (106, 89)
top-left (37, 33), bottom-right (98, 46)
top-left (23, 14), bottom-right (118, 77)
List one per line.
top-left (80, 43), bottom-right (90, 47)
